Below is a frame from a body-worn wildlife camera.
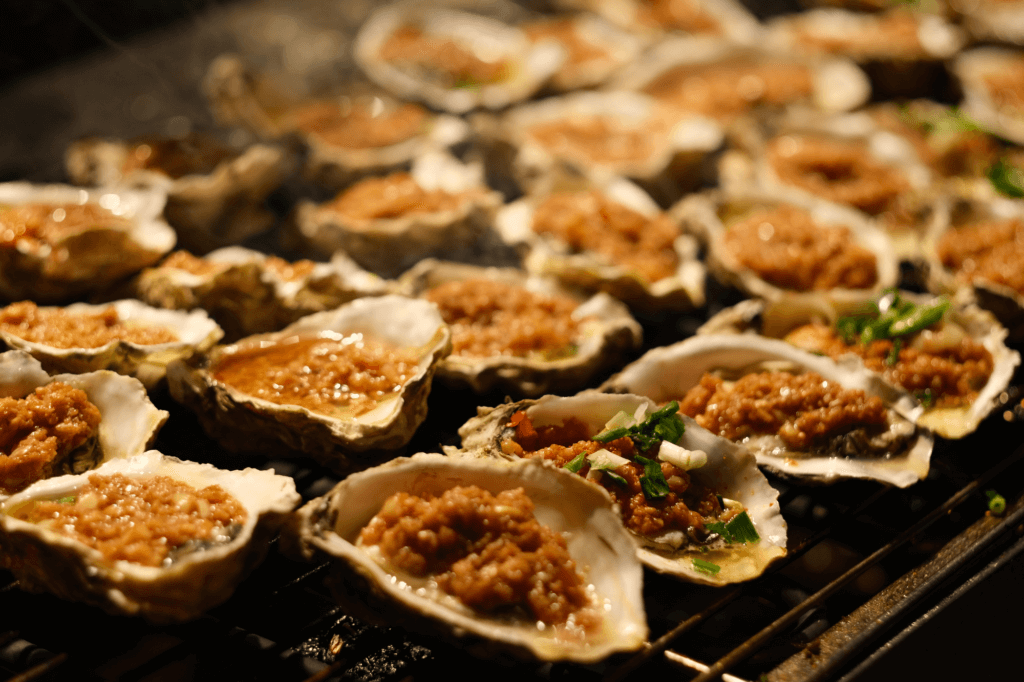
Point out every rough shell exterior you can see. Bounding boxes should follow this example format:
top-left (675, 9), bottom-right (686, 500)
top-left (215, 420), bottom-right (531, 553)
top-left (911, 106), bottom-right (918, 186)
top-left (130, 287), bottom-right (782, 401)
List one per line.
top-left (697, 290), bottom-right (1020, 439)
top-left (602, 335), bottom-right (933, 487)
top-left (0, 183), bottom-right (175, 304)
top-left (0, 299), bottom-right (222, 390)
top-left (166, 296), bottom-right (451, 471)
top-left (283, 452), bottom-right (647, 662)
top-left (0, 450), bottom-right (299, 622)
top-left (397, 258), bottom-right (642, 396)
top-left (451, 392), bottom-right (788, 585)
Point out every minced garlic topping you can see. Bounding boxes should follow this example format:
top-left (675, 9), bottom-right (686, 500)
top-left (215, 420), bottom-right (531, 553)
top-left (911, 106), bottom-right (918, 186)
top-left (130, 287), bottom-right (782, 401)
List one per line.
top-left (324, 172), bottom-right (473, 221)
top-left (11, 473), bottom-right (247, 567)
top-left (936, 218), bottom-right (1024, 294)
top-left (378, 25), bottom-right (511, 87)
top-left (526, 116), bottom-right (666, 166)
top-left (161, 250), bottom-right (225, 276)
top-left (0, 383), bottom-right (101, 495)
top-left (0, 300), bottom-right (178, 348)
top-left (0, 203), bottom-right (132, 248)
top-left (121, 135), bottom-right (235, 180)
top-left (283, 99), bottom-right (428, 149)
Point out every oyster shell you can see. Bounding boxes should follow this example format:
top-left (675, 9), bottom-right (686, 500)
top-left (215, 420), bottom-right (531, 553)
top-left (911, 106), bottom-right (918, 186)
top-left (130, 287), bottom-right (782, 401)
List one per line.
top-left (166, 295), bottom-right (451, 470)
top-left (476, 90), bottom-right (724, 205)
top-left (698, 290), bottom-right (1020, 439)
top-left (450, 392), bottom-right (787, 584)
top-left (557, 0), bottom-right (763, 44)
top-left (0, 350), bottom-right (168, 500)
top-left (292, 151), bottom-right (504, 278)
top-left (0, 450), bottom-right (299, 622)
top-left (202, 54), bottom-right (471, 189)
top-left (354, 4), bottom-right (563, 113)
top-left (65, 134), bottom-right (292, 254)
top-left (285, 452), bottom-right (647, 661)
top-left (495, 177), bottom-right (706, 313)
top-left (674, 189), bottom-right (899, 301)
top-left (956, 0), bottom-right (1024, 46)
top-left (602, 335), bottom-right (934, 487)
top-left (134, 247), bottom-right (388, 342)
top-left (0, 183), bottom-right (175, 304)
top-left (954, 47), bottom-right (1024, 146)
top-left (398, 258), bottom-right (642, 396)
top-left (0, 299), bottom-right (222, 390)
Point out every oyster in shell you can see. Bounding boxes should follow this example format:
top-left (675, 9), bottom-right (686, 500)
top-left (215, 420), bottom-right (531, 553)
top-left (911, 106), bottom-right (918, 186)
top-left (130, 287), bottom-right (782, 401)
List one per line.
top-left (354, 4), bottom-right (563, 113)
top-left (0, 450), bottom-right (299, 622)
top-left (167, 296), bottom-right (451, 470)
top-left (954, 47), bottom-right (1024, 147)
top-left (698, 290), bottom-right (1020, 439)
top-left (557, 0), bottom-right (763, 43)
top-left (0, 299), bottom-right (222, 390)
top-left (495, 177), bottom-right (705, 313)
top-left (398, 258), bottom-right (642, 396)
top-left (134, 247), bottom-right (388, 342)
top-left (0, 183), bottom-right (175, 304)
top-left (65, 134), bottom-right (292, 254)
top-left (202, 54), bottom-right (471, 189)
top-left (0, 350), bottom-right (167, 499)
top-left (451, 392), bottom-right (787, 584)
top-left (674, 189), bottom-right (898, 301)
top-left (957, 0), bottom-right (1024, 47)
top-left (602, 335), bottom-right (934, 487)
top-left (292, 151), bottom-right (504, 277)
top-left (285, 452), bottom-right (647, 661)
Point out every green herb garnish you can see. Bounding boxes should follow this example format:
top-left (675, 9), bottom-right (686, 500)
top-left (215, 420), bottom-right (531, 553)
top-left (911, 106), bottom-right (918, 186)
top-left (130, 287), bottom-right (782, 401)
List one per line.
top-left (593, 400), bottom-right (686, 451)
top-left (914, 389), bottom-right (935, 408)
top-left (635, 455), bottom-right (670, 500)
top-left (986, 490), bottom-right (1007, 516)
top-left (564, 452), bottom-right (586, 474)
top-left (705, 511), bottom-right (761, 544)
top-left (886, 338), bottom-right (902, 367)
top-left (836, 290), bottom-right (949, 346)
top-left (603, 471), bottom-right (628, 486)
top-left (692, 558), bottom-right (721, 575)
top-left (56, 496), bottom-right (76, 504)
top-left (988, 157), bottom-right (1024, 199)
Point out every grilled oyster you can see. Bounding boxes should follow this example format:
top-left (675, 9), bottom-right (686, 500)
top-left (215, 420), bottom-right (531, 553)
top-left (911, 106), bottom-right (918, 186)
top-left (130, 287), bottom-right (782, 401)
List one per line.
top-left (398, 258), bottom-right (642, 396)
top-left (0, 299), bottom-right (222, 390)
top-left (134, 247), bottom-right (388, 342)
top-left (602, 335), bottom-right (933, 487)
top-left (0, 183), bottom-right (175, 304)
top-left (0, 450), bottom-right (299, 622)
top-left (285, 452), bottom-right (647, 661)
top-left (557, 0), bottom-right (763, 43)
top-left (698, 290), bottom-right (1020, 439)
top-left (65, 134), bottom-right (291, 254)
top-left (0, 350), bottom-right (167, 500)
top-left (450, 392), bottom-right (787, 584)
top-left (167, 296), bottom-right (451, 471)
top-left (954, 47), bottom-right (1024, 146)
top-left (354, 4), bottom-right (563, 113)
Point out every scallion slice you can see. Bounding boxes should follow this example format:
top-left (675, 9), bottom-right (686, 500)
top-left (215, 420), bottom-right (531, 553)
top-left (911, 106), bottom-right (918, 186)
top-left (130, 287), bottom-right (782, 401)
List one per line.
top-left (692, 558), bottom-right (721, 575)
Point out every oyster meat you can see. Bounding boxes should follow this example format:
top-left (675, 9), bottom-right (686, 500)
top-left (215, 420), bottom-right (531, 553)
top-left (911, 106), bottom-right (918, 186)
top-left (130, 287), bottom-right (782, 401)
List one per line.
top-left (452, 393), bottom-right (787, 584)
top-left (167, 296), bottom-right (451, 470)
top-left (285, 452), bottom-right (647, 661)
top-left (0, 450), bottom-right (299, 622)
top-left (602, 335), bottom-right (934, 487)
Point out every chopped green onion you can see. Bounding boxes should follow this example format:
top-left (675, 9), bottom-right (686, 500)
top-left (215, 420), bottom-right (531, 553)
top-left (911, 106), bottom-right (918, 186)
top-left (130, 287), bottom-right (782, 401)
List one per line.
top-left (636, 455), bottom-right (670, 500)
top-left (692, 558), bottom-right (721, 575)
top-left (588, 449), bottom-right (631, 471)
top-left (564, 452), bottom-right (586, 474)
top-left (988, 157), bottom-right (1024, 199)
top-left (886, 338), bottom-right (902, 367)
top-left (658, 441), bottom-right (707, 470)
top-left (604, 471), bottom-right (628, 486)
top-left (706, 512), bottom-right (760, 544)
top-left (914, 389), bottom-right (935, 408)
top-left (986, 490), bottom-right (1007, 516)
top-left (888, 298), bottom-right (949, 336)
top-left (56, 496), bottom-right (76, 504)
top-left (594, 401), bottom-right (686, 452)
top-left (836, 291), bottom-right (949, 346)
top-left (602, 410), bottom-right (636, 433)
top-left (593, 426), bottom-right (629, 443)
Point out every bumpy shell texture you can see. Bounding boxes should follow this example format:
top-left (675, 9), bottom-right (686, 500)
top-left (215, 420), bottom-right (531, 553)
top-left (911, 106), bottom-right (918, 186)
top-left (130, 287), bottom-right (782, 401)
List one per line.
top-left (285, 452), bottom-right (647, 662)
top-left (0, 450), bottom-right (299, 623)
top-left (451, 392), bottom-right (788, 585)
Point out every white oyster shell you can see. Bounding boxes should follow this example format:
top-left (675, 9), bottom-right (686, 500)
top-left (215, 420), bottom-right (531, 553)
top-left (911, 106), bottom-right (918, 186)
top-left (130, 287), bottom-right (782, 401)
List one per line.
top-left (292, 151), bottom-right (504, 278)
top-left (478, 89), bottom-right (724, 205)
top-left (202, 54), bottom-right (471, 189)
top-left (65, 137), bottom-right (292, 254)
top-left (0, 183), bottom-right (175, 303)
top-left (495, 177), bottom-right (706, 313)
top-left (450, 392), bottom-right (787, 584)
top-left (166, 295), bottom-right (451, 470)
top-left (957, 0), bottom-right (1024, 46)
top-left (285, 452), bottom-right (647, 662)
top-left (0, 351), bottom-right (168, 501)
top-left (135, 247), bottom-right (388, 342)
top-left (954, 47), bottom-right (1024, 146)
top-left (698, 290), bottom-right (1021, 439)
top-left (673, 189), bottom-right (899, 300)
top-left (602, 335), bottom-right (934, 487)
top-left (354, 4), bottom-right (564, 113)
top-left (398, 258), bottom-right (642, 396)
top-left (0, 299), bottom-right (222, 390)
top-left (0, 450), bottom-right (299, 622)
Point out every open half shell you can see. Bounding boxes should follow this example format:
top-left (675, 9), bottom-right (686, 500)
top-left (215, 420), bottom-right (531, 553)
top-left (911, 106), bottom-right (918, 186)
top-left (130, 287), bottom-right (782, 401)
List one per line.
top-left (602, 336), bottom-right (933, 487)
top-left (285, 453), bottom-right (647, 662)
top-left (954, 47), bottom-right (1024, 146)
top-left (451, 392), bottom-right (787, 584)
top-left (0, 450), bottom-right (299, 622)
